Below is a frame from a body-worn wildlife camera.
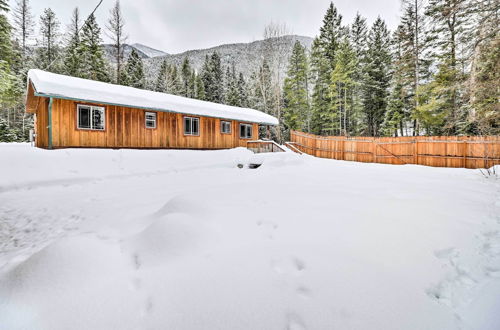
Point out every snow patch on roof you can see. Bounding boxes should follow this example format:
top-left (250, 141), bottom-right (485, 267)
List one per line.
top-left (27, 69), bottom-right (279, 125)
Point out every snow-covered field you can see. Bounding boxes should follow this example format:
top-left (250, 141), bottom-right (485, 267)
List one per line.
top-left (0, 143), bottom-right (499, 330)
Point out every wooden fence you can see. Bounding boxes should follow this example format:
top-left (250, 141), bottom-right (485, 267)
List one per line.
top-left (290, 130), bottom-right (500, 169)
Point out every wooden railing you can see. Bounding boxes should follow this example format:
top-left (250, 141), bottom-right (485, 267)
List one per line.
top-left (290, 130), bottom-right (500, 169)
top-left (247, 140), bottom-right (286, 153)
top-left (284, 142), bottom-right (303, 154)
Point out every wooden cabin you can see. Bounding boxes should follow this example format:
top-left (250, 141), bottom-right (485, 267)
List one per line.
top-left (25, 69), bottom-right (278, 149)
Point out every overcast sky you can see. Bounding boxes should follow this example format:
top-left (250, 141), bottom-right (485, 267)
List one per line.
top-left (12, 0), bottom-right (402, 54)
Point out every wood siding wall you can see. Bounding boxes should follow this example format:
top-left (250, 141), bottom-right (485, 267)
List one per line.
top-left (290, 130), bottom-right (500, 169)
top-left (34, 97), bottom-right (259, 149)
top-left (34, 98), bottom-right (49, 148)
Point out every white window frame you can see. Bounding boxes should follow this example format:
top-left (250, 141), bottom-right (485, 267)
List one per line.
top-left (77, 104), bottom-right (105, 131)
top-left (239, 123), bottom-right (253, 139)
top-left (184, 116), bottom-right (200, 136)
top-left (221, 120), bottom-right (232, 134)
top-left (145, 112), bottom-right (157, 129)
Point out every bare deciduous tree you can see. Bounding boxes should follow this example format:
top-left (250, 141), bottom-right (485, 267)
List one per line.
top-left (106, 0), bottom-right (128, 84)
top-left (260, 22), bottom-right (292, 142)
top-left (13, 0), bottom-right (34, 57)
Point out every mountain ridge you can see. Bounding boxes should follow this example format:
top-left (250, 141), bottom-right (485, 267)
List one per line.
top-left (104, 35), bottom-right (313, 85)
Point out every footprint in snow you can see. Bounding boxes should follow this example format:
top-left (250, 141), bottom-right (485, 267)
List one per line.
top-left (286, 313), bottom-right (306, 330)
top-left (257, 220), bottom-right (278, 240)
top-left (293, 257), bottom-right (306, 272)
top-left (434, 247), bottom-right (457, 260)
top-left (133, 253), bottom-right (141, 270)
top-left (485, 266), bottom-right (500, 278)
top-left (140, 296), bottom-right (153, 317)
top-left (296, 286), bottom-right (312, 298)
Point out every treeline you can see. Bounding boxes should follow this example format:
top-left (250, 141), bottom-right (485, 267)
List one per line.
top-left (0, 0), bottom-right (498, 143)
top-left (282, 1), bottom-right (499, 138)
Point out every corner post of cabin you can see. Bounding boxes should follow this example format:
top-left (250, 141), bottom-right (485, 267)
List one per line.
top-left (48, 97), bottom-right (53, 150)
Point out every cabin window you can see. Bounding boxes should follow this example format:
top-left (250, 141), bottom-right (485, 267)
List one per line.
top-left (239, 123), bottom-right (253, 139)
top-left (184, 116), bottom-right (199, 136)
top-left (221, 121), bottom-right (231, 134)
top-left (145, 112), bottom-right (157, 129)
top-left (77, 105), bottom-right (105, 130)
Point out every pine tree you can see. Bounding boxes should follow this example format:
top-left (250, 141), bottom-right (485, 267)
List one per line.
top-left (224, 64), bottom-right (240, 106)
top-left (283, 41), bottom-right (310, 132)
top-left (63, 8), bottom-right (82, 77)
top-left (361, 17), bottom-right (392, 136)
top-left (397, 0), bottom-right (430, 135)
top-left (310, 2), bottom-right (344, 135)
top-left (317, 2), bottom-right (344, 64)
top-left (0, 0), bottom-right (15, 105)
top-left (189, 70), bottom-right (197, 98)
top-left (194, 73), bottom-right (205, 100)
top-left (0, 0), bottom-right (13, 66)
top-left (236, 72), bottom-right (248, 107)
top-left (201, 52), bottom-right (224, 103)
top-left (349, 13), bottom-right (368, 135)
top-left (106, 0), bottom-right (127, 84)
top-left (79, 13), bottom-right (109, 82)
top-left (0, 0), bottom-right (25, 141)
top-left (466, 0), bottom-right (499, 134)
top-left (171, 65), bottom-right (182, 95)
top-left (383, 25), bottom-right (411, 136)
top-left (469, 31), bottom-right (499, 134)
top-left (155, 59), bottom-right (168, 92)
top-left (0, 0), bottom-right (8, 12)
top-left (12, 0), bottom-right (34, 57)
top-left (37, 8), bottom-right (60, 71)
top-left (330, 37), bottom-right (356, 136)
top-left (210, 52), bottom-right (224, 103)
top-left (124, 49), bottom-right (144, 88)
top-left (424, 0), bottom-right (470, 134)
top-left (180, 57), bottom-right (194, 97)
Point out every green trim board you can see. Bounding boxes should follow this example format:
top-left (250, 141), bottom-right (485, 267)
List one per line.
top-left (48, 97), bottom-right (53, 149)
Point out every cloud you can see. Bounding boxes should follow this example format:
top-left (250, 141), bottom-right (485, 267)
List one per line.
top-left (16, 0), bottom-right (401, 53)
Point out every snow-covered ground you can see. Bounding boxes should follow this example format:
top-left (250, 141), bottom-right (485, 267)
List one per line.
top-left (0, 143), bottom-right (499, 330)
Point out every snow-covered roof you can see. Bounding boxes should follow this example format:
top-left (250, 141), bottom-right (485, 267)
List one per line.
top-left (27, 69), bottom-right (279, 126)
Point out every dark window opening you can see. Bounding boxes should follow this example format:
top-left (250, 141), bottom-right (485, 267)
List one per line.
top-left (239, 123), bottom-right (252, 139)
top-left (184, 117), bottom-right (200, 136)
top-left (221, 121), bottom-right (231, 134)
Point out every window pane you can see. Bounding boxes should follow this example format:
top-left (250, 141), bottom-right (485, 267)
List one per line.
top-left (221, 121), bottom-right (230, 133)
top-left (184, 117), bottom-right (191, 134)
top-left (92, 108), bottom-right (105, 130)
top-left (192, 118), bottom-right (199, 135)
top-left (246, 125), bottom-right (252, 138)
top-left (78, 106), bottom-right (91, 129)
top-left (145, 112), bottom-right (156, 128)
top-left (240, 124), bottom-right (245, 138)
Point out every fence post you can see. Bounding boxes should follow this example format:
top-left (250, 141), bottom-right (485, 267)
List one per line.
top-left (342, 138), bottom-right (345, 161)
top-left (373, 140), bottom-right (377, 163)
top-left (485, 142), bottom-right (488, 169)
top-left (413, 140), bottom-right (417, 165)
top-left (462, 141), bottom-right (467, 168)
